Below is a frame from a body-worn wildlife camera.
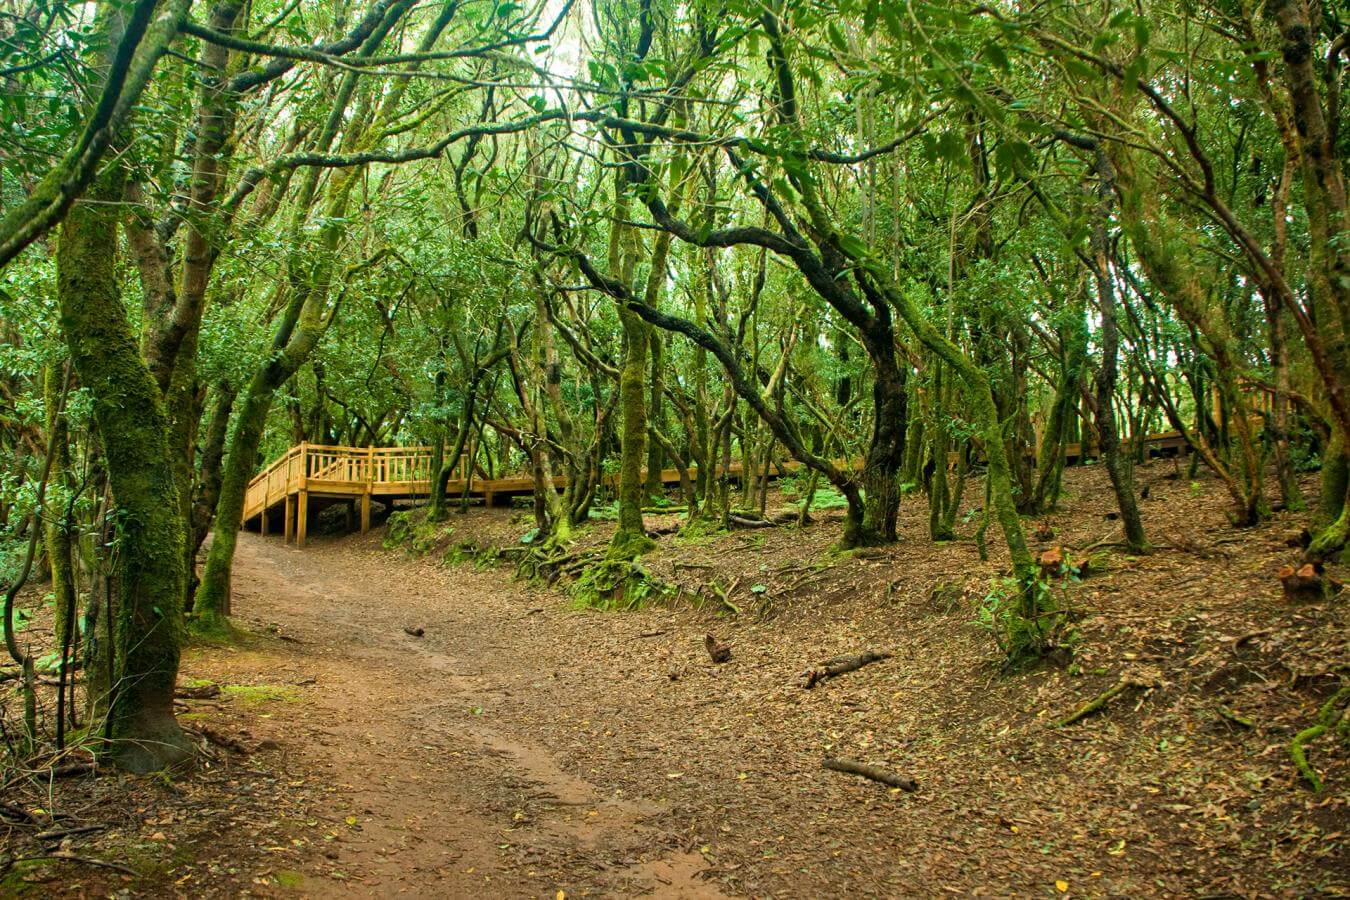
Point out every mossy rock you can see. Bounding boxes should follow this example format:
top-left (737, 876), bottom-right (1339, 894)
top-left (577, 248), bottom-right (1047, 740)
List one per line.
top-left (571, 558), bottom-right (673, 611)
top-left (384, 510), bottom-right (448, 555)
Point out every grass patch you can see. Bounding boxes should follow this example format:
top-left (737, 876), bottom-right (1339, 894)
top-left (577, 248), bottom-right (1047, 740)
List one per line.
top-left (274, 870), bottom-right (306, 889)
top-left (793, 486), bottom-right (850, 513)
top-left (673, 516), bottom-right (727, 545)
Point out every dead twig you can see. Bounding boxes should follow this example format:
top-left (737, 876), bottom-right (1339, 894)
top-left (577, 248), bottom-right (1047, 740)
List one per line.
top-left (36, 824), bottom-right (105, 842)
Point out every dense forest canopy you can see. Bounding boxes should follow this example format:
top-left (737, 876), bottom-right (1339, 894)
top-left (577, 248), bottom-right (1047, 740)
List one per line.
top-left (0, 0), bottom-right (1346, 776)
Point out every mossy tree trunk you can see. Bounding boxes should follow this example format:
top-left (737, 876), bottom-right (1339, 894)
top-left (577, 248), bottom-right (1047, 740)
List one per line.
top-left (56, 175), bottom-right (190, 773)
top-left (195, 274), bottom-right (334, 632)
top-left (611, 305), bottom-right (654, 558)
top-left (43, 361), bottom-right (76, 648)
top-left (1089, 150), bottom-right (1148, 552)
top-left (1030, 286), bottom-right (1088, 513)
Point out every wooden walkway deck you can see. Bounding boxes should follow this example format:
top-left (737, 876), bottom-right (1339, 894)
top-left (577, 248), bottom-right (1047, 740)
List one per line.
top-left (242, 424), bottom-right (1206, 547)
top-left (241, 442), bottom-right (762, 547)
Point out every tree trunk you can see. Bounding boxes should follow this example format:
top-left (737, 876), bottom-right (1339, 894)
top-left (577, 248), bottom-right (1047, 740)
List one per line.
top-left (1090, 150), bottom-right (1148, 552)
top-left (56, 174), bottom-right (190, 773)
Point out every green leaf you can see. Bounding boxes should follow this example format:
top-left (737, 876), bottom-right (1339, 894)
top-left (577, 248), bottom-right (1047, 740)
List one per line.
top-left (826, 21), bottom-right (848, 53)
top-left (836, 233), bottom-right (869, 258)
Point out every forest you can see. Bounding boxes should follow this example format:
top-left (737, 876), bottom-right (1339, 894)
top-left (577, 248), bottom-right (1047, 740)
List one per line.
top-left (0, 0), bottom-right (1347, 894)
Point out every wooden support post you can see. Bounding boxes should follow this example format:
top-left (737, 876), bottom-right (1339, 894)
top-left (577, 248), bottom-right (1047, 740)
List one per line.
top-left (362, 445), bottom-right (374, 534)
top-left (484, 490), bottom-right (495, 508)
top-left (284, 493), bottom-right (294, 543)
top-left (297, 489), bottom-right (308, 548)
top-left (261, 507), bottom-right (269, 536)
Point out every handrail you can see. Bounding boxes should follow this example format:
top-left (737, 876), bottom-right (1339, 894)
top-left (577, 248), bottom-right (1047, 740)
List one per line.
top-left (244, 442), bottom-right (460, 523)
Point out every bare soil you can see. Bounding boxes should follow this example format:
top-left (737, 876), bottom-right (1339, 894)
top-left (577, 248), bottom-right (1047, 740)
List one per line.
top-left (3, 461), bottom-right (1348, 897)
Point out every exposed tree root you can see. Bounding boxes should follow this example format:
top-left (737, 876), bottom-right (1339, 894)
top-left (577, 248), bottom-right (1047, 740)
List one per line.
top-left (1055, 667), bottom-right (1160, 728)
top-left (3, 852), bottom-right (137, 877)
top-left (1215, 705), bottom-right (1254, 729)
top-left (822, 757), bottom-right (918, 792)
top-left (1289, 683), bottom-right (1350, 793)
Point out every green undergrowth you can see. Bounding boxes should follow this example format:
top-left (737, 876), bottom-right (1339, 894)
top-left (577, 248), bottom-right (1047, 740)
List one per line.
top-left (384, 509), bottom-right (450, 555)
top-left (794, 485), bottom-right (851, 512)
top-left (186, 614), bottom-right (246, 646)
top-left (383, 506), bottom-right (679, 613)
top-left (673, 516), bottom-right (728, 545)
top-left (0, 836), bottom-right (197, 895)
top-left (444, 540), bottom-right (500, 569)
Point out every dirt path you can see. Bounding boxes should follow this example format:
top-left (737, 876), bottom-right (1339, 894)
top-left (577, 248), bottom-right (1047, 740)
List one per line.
top-left (191, 532), bottom-right (724, 898)
top-left (164, 474), bottom-right (1347, 898)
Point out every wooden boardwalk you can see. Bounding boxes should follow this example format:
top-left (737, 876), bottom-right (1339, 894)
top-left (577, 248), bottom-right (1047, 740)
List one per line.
top-left (243, 423), bottom-right (1208, 547)
top-left (241, 442), bottom-right (760, 547)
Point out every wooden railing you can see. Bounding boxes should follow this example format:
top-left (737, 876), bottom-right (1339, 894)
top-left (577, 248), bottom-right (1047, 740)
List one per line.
top-left (242, 443), bottom-right (444, 524)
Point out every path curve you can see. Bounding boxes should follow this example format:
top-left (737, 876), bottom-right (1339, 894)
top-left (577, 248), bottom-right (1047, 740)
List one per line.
top-left (211, 530), bottom-right (724, 898)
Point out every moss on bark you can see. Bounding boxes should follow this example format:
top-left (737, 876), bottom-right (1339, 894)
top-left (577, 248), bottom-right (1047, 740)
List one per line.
top-left (57, 177), bottom-right (190, 773)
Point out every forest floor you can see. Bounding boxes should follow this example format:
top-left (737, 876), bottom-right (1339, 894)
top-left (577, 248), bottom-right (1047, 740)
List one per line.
top-left (2, 460), bottom-right (1348, 897)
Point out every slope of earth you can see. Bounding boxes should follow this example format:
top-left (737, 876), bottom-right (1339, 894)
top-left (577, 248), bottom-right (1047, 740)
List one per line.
top-left (3, 461), bottom-right (1346, 897)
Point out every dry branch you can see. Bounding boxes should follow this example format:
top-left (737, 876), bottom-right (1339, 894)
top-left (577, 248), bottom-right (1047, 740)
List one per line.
top-left (822, 757), bottom-right (917, 792)
top-left (802, 650), bottom-right (891, 689)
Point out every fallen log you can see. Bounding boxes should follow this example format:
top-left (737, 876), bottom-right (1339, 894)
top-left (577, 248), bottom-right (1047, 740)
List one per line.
top-left (195, 725), bottom-right (250, 755)
top-left (175, 683), bottom-right (221, 700)
top-left (822, 757), bottom-right (917, 792)
top-left (802, 650), bottom-right (891, 689)
top-left (0, 801), bottom-right (39, 824)
top-left (728, 514), bottom-right (775, 529)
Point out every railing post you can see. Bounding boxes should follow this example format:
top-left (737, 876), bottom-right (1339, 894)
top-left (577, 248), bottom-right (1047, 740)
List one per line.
top-left (362, 446), bottom-right (375, 533)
